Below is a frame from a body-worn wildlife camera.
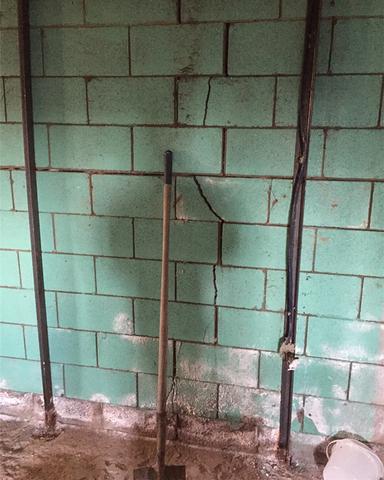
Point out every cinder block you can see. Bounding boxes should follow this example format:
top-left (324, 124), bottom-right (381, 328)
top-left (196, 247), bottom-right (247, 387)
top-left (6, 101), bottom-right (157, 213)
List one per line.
top-left (176, 263), bottom-right (215, 305)
top-left (134, 219), bottom-right (218, 263)
top-left (135, 299), bottom-right (215, 342)
top-left (260, 352), bottom-right (350, 399)
top-left (64, 365), bottom-right (137, 406)
top-left (306, 316), bottom-right (384, 363)
top-left (322, 0), bottom-right (384, 17)
top-left (0, 251), bottom-right (20, 288)
top-left (381, 88), bottom-right (384, 126)
top-left (0, 357), bottom-right (63, 396)
top-left (313, 76), bottom-right (382, 127)
top-left (218, 308), bottom-right (283, 351)
top-left (55, 396), bottom-right (101, 426)
top-left (315, 229), bottom-right (384, 277)
top-left (0, 289), bottom-right (57, 326)
top-left (134, 127), bottom-right (222, 174)
top-left (30, 0), bottom-right (84, 25)
top-left (175, 378), bottom-right (218, 419)
top-left (216, 266), bottom-right (264, 310)
top-left (96, 257), bottom-right (174, 300)
top-left (270, 182), bottom-right (347, 229)
top-left (32, 78), bottom-right (87, 124)
top-left (98, 333), bottom-right (173, 375)
top-left (84, 0), bottom-right (177, 25)
top-left (88, 78), bottom-right (174, 125)
top-left (131, 24), bottom-right (223, 75)
top-left (19, 252), bottom-right (96, 293)
top-left (92, 174), bottom-right (163, 217)
top-left (0, 125), bottom-right (23, 166)
top-left (50, 126), bottom-right (132, 170)
top-left (4, 78), bottom-right (21, 122)
top-left (361, 278), bottom-right (384, 322)
top-left (177, 414), bottom-right (260, 454)
top-left (0, 211), bottom-right (54, 251)
top-left (266, 270), bottom-right (322, 330)
top-left (179, 77), bottom-right (274, 126)
top-left (222, 224), bottom-right (286, 269)
top-left (177, 342), bottom-right (259, 388)
top-left (181, 0), bottom-right (279, 22)
top-left (0, 0), bottom-right (18, 27)
top-left (276, 76), bottom-right (382, 127)
top-left (324, 130), bottom-right (384, 179)
top-left (13, 171), bottom-right (91, 214)
top-left (0, 30), bottom-right (42, 76)
top-left (0, 30), bottom-right (20, 76)
top-left (0, 171), bottom-right (12, 210)
top-left (265, 270), bottom-right (285, 312)
top-left (298, 273), bottom-right (361, 319)
top-left (0, 125), bottom-right (48, 167)
top-left (0, 83), bottom-right (4, 121)
top-left (332, 19), bottom-right (384, 73)
top-left (350, 363), bottom-right (384, 406)
top-left (176, 177), bottom-right (270, 223)
top-left (281, 0), bottom-right (307, 18)
top-left (0, 323), bottom-right (25, 358)
top-left (229, 21), bottom-right (305, 75)
top-left (44, 28), bottom-right (130, 76)
top-left (304, 181), bottom-right (371, 228)
top-left (268, 179), bottom-right (292, 224)
top-left (55, 214), bottom-right (133, 257)
top-left (371, 184), bottom-right (384, 230)
top-left (226, 129), bottom-right (295, 176)
top-left (137, 373), bottom-right (173, 409)
top-left (304, 396), bottom-right (384, 442)
top-left (57, 292), bottom-right (133, 333)
top-left (25, 326), bottom-right (97, 366)
top-left (33, 126), bottom-right (50, 167)
top-left (282, 1), bottom-right (384, 18)
top-left (219, 384), bottom-right (303, 429)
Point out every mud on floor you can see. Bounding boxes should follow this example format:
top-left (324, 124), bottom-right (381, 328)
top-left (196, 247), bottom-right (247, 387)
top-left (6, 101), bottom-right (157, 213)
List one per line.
top-left (0, 419), bottom-right (322, 480)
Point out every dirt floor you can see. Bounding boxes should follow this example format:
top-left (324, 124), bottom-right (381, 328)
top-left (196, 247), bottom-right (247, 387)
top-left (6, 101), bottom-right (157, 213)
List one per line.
top-left (0, 419), bottom-right (323, 480)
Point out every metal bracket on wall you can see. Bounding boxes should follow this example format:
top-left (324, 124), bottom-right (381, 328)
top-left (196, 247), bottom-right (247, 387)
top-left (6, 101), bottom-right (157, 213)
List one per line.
top-left (17, 0), bottom-right (56, 432)
top-left (278, 0), bottom-right (322, 454)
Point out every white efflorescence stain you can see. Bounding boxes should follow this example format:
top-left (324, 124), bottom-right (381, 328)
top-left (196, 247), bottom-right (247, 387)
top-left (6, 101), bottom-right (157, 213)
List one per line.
top-left (306, 398), bottom-right (328, 435)
top-left (54, 385), bottom-right (64, 397)
top-left (113, 312), bottom-right (133, 334)
top-left (90, 393), bottom-right (110, 403)
top-left (0, 379), bottom-right (8, 389)
top-left (176, 194), bottom-right (188, 222)
top-left (332, 384), bottom-right (346, 399)
top-left (121, 394), bottom-right (136, 407)
top-left (288, 358), bottom-right (300, 371)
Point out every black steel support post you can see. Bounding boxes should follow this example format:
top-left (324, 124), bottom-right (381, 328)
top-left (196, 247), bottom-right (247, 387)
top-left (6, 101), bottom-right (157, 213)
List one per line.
top-left (17, 0), bottom-right (56, 431)
top-left (278, 0), bottom-right (322, 452)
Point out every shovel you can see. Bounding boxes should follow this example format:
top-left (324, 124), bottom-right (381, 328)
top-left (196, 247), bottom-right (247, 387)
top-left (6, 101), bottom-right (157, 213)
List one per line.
top-left (134, 151), bottom-right (186, 480)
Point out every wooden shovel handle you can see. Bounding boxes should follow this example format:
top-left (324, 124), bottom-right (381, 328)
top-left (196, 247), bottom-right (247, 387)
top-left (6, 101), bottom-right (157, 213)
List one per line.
top-left (156, 151), bottom-right (173, 478)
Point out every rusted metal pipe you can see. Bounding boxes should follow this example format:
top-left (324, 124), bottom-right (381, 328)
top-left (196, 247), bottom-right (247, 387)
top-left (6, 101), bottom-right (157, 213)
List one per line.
top-left (17, 0), bottom-right (56, 431)
top-left (278, 0), bottom-right (322, 452)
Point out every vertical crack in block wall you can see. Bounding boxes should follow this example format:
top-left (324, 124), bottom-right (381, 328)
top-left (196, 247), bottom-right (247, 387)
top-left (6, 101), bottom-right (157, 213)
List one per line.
top-left (0, 0), bottom-right (383, 443)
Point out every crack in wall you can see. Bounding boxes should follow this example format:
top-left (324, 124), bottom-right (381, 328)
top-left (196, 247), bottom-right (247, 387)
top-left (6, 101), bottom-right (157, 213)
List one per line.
top-left (193, 176), bottom-right (224, 222)
top-left (213, 264), bottom-right (218, 306)
top-left (203, 76), bottom-right (212, 126)
top-left (167, 341), bottom-right (182, 412)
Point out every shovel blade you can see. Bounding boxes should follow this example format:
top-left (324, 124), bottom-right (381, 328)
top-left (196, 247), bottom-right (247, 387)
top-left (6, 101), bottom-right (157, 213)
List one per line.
top-left (164, 465), bottom-right (186, 479)
top-left (133, 467), bottom-right (157, 480)
top-left (133, 465), bottom-right (186, 480)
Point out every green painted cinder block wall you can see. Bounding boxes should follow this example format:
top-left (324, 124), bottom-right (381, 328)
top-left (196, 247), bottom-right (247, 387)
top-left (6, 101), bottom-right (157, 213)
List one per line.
top-left (0, 0), bottom-right (383, 442)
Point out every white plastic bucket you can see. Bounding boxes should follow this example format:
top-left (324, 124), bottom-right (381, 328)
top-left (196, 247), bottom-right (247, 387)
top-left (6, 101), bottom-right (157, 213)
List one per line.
top-left (323, 439), bottom-right (384, 480)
